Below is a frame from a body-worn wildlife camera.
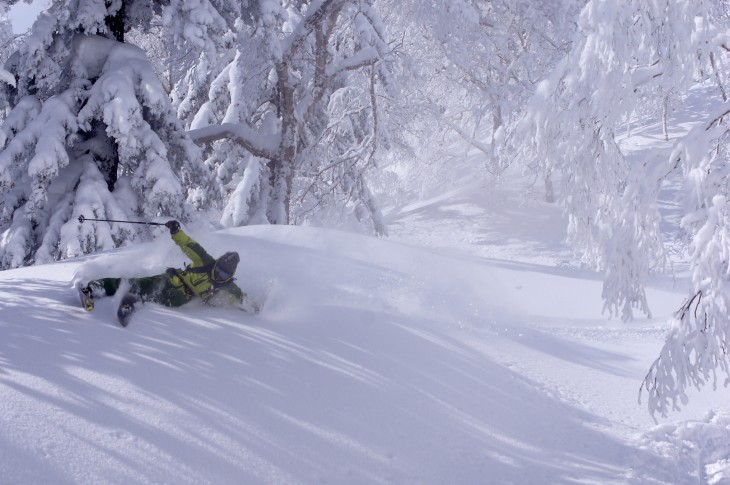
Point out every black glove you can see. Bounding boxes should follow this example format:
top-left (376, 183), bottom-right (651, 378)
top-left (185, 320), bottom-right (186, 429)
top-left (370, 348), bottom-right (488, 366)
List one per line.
top-left (165, 220), bottom-right (180, 234)
top-left (165, 267), bottom-right (178, 276)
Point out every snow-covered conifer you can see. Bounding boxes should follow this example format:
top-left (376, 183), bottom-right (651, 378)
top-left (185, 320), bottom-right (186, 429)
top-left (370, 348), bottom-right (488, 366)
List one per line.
top-left (0, 0), bottom-right (208, 268)
top-left (0, 2), bottom-right (16, 119)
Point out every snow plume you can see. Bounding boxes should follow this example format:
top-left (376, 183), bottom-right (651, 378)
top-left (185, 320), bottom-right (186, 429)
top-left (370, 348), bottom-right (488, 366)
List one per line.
top-left (70, 229), bottom-right (177, 287)
top-left (0, 30), bottom-right (207, 269)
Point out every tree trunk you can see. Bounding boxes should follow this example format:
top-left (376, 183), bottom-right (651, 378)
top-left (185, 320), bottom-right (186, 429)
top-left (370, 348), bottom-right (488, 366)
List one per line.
top-left (268, 62), bottom-right (296, 225)
top-left (544, 172), bottom-right (555, 203)
top-left (105, 0), bottom-right (126, 42)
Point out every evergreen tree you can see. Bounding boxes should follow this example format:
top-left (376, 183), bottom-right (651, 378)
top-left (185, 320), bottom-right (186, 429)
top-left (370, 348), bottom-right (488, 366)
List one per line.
top-left (0, 0), bottom-right (209, 268)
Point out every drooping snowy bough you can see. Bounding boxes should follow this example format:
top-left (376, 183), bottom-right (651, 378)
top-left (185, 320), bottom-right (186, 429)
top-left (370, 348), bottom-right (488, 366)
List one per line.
top-left (641, 103), bottom-right (730, 418)
top-left (512, 0), bottom-right (730, 416)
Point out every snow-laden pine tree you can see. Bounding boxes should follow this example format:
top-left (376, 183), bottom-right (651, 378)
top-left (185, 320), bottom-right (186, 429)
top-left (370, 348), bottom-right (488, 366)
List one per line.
top-left (512, 0), bottom-right (730, 415)
top-left (185, 0), bottom-right (391, 234)
top-left (0, 0), bottom-right (209, 268)
top-left (163, 0), bottom-right (242, 126)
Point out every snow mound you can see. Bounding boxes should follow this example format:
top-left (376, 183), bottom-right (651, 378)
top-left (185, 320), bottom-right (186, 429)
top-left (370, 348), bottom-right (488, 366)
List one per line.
top-left (636, 412), bottom-right (730, 485)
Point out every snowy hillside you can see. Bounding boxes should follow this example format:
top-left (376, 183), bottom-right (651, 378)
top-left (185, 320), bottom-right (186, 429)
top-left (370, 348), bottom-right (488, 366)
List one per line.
top-left (3, 1), bottom-right (730, 483)
top-left (1, 218), bottom-right (729, 484)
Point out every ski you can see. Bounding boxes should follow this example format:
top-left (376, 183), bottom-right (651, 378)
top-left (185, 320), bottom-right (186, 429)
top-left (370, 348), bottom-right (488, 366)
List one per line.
top-left (78, 285), bottom-right (94, 312)
top-left (116, 294), bottom-right (139, 327)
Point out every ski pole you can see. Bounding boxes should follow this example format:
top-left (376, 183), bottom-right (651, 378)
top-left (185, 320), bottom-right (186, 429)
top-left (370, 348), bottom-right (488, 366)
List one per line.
top-left (78, 215), bottom-right (167, 226)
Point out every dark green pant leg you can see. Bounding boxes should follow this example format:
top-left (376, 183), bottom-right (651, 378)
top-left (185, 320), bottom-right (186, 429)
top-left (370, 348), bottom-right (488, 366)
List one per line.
top-left (129, 275), bottom-right (170, 303)
top-left (89, 274), bottom-right (187, 306)
top-left (157, 285), bottom-right (191, 307)
top-left (88, 278), bottom-right (123, 296)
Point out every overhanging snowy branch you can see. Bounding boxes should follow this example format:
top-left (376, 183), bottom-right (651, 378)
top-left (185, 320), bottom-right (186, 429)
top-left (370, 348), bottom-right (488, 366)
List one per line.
top-left (187, 124), bottom-right (280, 160)
top-left (325, 47), bottom-right (379, 76)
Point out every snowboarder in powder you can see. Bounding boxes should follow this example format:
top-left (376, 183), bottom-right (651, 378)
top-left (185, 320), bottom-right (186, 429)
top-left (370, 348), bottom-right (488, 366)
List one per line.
top-left (78, 220), bottom-right (252, 323)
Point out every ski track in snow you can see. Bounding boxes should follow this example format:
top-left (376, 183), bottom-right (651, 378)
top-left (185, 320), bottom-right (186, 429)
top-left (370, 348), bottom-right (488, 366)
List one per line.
top-left (2, 87), bottom-right (730, 484)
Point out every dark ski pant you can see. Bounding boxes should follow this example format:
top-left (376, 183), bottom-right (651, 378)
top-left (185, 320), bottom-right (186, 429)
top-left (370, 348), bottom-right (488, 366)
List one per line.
top-left (88, 275), bottom-right (188, 307)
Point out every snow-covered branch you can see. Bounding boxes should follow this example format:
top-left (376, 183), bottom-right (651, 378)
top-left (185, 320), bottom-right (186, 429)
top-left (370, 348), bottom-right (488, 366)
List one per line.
top-left (513, 0), bottom-right (728, 324)
top-left (188, 123), bottom-right (279, 159)
top-left (0, 68), bottom-right (15, 88)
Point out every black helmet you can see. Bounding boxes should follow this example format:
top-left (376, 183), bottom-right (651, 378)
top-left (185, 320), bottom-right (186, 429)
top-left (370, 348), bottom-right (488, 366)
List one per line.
top-left (212, 251), bottom-right (239, 284)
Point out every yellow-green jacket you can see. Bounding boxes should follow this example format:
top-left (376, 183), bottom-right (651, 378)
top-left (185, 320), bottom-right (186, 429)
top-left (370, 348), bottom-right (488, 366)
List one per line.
top-left (165, 230), bottom-right (244, 307)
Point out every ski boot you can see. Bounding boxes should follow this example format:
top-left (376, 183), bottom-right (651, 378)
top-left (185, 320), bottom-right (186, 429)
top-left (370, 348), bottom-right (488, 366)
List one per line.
top-left (117, 294), bottom-right (139, 327)
top-left (78, 285), bottom-right (94, 312)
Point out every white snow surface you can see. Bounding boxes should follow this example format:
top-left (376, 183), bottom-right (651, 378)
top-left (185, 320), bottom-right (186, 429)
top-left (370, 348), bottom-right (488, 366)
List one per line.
top-left (2, 92), bottom-right (730, 484)
top-left (1, 205), bottom-right (729, 484)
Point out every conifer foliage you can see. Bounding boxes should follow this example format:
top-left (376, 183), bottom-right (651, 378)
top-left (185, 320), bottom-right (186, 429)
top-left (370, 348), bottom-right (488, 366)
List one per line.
top-left (0, 0), bottom-right (208, 268)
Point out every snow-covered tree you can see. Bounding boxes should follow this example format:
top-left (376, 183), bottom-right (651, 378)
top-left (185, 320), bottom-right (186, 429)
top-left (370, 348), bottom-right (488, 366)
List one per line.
top-left (0, 0), bottom-right (209, 268)
top-left (0, 2), bottom-right (16, 111)
top-left (368, 0), bottom-right (582, 201)
top-left (164, 0), bottom-right (242, 125)
top-left (187, 0), bottom-right (392, 234)
top-left (511, 0), bottom-right (730, 415)
top-left (641, 103), bottom-right (730, 418)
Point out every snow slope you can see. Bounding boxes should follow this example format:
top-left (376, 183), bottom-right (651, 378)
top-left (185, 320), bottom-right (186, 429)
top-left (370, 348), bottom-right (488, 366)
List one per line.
top-left (1, 217), bottom-right (729, 484)
top-left (3, 81), bottom-right (730, 484)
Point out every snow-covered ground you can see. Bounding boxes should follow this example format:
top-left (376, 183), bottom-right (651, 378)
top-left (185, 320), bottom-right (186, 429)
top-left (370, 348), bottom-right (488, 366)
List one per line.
top-left (2, 87), bottom-right (730, 484)
top-left (1, 212), bottom-right (729, 483)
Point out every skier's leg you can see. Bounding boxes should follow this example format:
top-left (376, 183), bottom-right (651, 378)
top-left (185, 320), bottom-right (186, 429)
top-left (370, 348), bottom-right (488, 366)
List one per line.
top-left (128, 274), bottom-right (170, 303)
top-left (158, 284), bottom-right (191, 307)
top-left (78, 277), bottom-right (122, 311)
top-left (87, 278), bottom-right (123, 296)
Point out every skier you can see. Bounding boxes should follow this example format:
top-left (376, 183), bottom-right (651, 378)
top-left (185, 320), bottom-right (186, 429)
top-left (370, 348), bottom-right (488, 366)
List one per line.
top-left (78, 220), bottom-right (252, 324)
